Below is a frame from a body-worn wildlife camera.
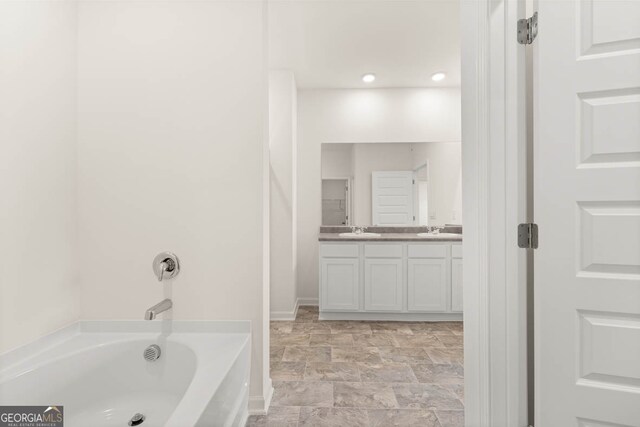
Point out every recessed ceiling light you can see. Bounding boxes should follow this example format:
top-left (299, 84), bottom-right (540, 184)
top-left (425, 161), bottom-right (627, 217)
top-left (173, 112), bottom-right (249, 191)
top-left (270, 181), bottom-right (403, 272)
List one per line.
top-left (362, 73), bottom-right (376, 83)
top-left (431, 72), bottom-right (446, 82)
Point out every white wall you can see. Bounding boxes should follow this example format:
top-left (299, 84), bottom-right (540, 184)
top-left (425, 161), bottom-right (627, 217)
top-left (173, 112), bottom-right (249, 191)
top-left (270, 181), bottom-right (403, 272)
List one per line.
top-left (76, 1), bottom-right (270, 410)
top-left (298, 88), bottom-right (461, 301)
top-left (269, 70), bottom-right (298, 319)
top-left (411, 142), bottom-right (463, 225)
top-left (321, 144), bottom-right (353, 177)
top-left (0, 2), bottom-right (79, 354)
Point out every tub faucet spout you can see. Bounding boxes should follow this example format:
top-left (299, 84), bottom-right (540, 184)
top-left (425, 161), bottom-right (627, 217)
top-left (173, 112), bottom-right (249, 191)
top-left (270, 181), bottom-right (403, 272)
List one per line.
top-left (144, 298), bottom-right (172, 320)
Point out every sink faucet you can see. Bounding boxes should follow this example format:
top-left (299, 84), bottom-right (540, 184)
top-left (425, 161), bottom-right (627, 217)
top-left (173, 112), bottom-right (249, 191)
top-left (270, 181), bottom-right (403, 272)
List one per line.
top-left (144, 298), bottom-right (172, 320)
top-left (350, 226), bottom-right (367, 234)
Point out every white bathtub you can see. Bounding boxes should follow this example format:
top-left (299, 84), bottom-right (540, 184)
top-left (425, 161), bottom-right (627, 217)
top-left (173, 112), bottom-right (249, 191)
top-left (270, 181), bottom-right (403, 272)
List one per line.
top-left (0, 321), bottom-right (250, 427)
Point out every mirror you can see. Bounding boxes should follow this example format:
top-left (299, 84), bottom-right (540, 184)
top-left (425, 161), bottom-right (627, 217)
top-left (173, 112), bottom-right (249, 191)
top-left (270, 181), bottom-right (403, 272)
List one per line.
top-left (321, 142), bottom-right (462, 227)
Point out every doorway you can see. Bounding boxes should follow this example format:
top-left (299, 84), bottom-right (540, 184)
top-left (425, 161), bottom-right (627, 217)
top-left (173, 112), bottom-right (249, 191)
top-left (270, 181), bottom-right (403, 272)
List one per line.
top-left (321, 178), bottom-right (351, 226)
top-left (263, 1), bottom-right (466, 425)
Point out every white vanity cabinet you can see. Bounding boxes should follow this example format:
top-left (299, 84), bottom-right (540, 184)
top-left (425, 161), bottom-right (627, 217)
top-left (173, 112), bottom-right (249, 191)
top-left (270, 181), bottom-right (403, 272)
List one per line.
top-left (451, 244), bottom-right (463, 312)
top-left (319, 240), bottom-right (462, 320)
top-left (407, 245), bottom-right (449, 312)
top-left (364, 244), bottom-right (404, 312)
top-left (320, 244), bottom-right (360, 310)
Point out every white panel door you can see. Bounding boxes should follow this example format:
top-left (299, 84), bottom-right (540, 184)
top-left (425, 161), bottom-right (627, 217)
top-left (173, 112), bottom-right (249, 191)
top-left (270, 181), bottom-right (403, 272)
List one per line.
top-left (407, 258), bottom-right (448, 312)
top-left (372, 171), bottom-right (414, 225)
top-left (320, 258), bottom-right (360, 311)
top-left (536, 0), bottom-right (640, 425)
top-left (364, 259), bottom-right (403, 311)
top-left (451, 258), bottom-right (463, 313)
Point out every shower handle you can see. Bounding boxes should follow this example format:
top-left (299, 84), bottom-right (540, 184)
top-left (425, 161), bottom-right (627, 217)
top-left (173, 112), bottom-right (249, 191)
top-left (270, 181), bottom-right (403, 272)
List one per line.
top-left (152, 252), bottom-right (180, 281)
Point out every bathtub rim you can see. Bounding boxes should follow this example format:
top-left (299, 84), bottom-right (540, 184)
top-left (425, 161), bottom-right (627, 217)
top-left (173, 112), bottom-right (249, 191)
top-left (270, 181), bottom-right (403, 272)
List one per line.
top-left (0, 319), bottom-right (250, 372)
top-left (0, 320), bottom-right (252, 426)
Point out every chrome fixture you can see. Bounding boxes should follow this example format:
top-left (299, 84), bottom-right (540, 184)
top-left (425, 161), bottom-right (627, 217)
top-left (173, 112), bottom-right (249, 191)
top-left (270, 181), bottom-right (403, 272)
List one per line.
top-left (128, 413), bottom-right (145, 426)
top-left (143, 344), bottom-right (162, 362)
top-left (144, 298), bottom-right (172, 320)
top-left (152, 252), bottom-right (180, 281)
top-left (350, 226), bottom-right (367, 234)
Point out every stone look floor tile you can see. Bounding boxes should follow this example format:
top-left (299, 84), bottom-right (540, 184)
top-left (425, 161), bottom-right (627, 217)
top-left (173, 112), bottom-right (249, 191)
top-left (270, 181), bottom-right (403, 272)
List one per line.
top-left (370, 322), bottom-right (414, 335)
top-left (270, 346), bottom-right (285, 363)
top-left (436, 410), bottom-right (465, 427)
top-left (304, 362), bottom-right (361, 382)
top-left (271, 381), bottom-right (333, 407)
top-left (334, 382), bottom-right (399, 409)
top-left (271, 333), bottom-right (311, 347)
top-left (283, 346), bottom-right (331, 362)
top-left (245, 406), bottom-right (300, 427)
top-left (445, 322), bottom-right (463, 332)
top-left (407, 322), bottom-right (455, 335)
top-left (378, 346), bottom-right (432, 364)
top-left (367, 409), bottom-right (441, 427)
top-left (352, 333), bottom-right (398, 347)
top-left (309, 333), bottom-right (354, 346)
top-left (410, 363), bottom-right (464, 384)
top-left (292, 322), bottom-right (332, 334)
top-left (357, 362), bottom-right (418, 383)
top-left (299, 407), bottom-right (370, 427)
top-left (425, 347), bottom-right (463, 364)
top-left (394, 334), bottom-right (444, 348)
top-left (294, 315), bottom-right (318, 323)
top-left (437, 334), bottom-right (464, 348)
top-left (270, 361), bottom-right (306, 381)
top-left (252, 309), bottom-right (464, 427)
top-left (446, 384), bottom-right (464, 401)
top-left (331, 346), bottom-right (383, 363)
top-left (393, 384), bottom-right (464, 410)
top-left (270, 322), bottom-right (294, 334)
top-left (294, 306), bottom-right (320, 323)
top-left (329, 322), bottom-right (373, 334)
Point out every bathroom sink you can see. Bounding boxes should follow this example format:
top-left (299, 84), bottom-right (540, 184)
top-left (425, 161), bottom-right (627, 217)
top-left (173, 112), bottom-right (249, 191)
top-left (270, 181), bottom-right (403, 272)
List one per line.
top-left (416, 232), bottom-right (461, 238)
top-left (338, 232), bottom-right (382, 238)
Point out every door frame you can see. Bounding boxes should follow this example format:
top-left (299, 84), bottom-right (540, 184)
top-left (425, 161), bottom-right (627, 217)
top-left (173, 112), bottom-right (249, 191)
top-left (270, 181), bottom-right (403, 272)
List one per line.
top-left (461, 0), bottom-right (529, 426)
top-left (321, 176), bottom-right (353, 226)
top-left (413, 161), bottom-right (429, 226)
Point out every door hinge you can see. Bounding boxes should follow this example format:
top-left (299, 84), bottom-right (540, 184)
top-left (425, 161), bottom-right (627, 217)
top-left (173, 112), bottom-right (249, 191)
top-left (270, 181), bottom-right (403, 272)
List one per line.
top-left (518, 223), bottom-right (539, 249)
top-left (517, 12), bottom-right (538, 45)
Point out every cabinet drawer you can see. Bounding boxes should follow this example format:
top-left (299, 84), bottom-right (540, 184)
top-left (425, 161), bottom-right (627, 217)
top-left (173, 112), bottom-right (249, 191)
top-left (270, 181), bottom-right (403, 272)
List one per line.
top-left (408, 244), bottom-right (449, 258)
top-left (320, 244), bottom-right (359, 258)
top-left (452, 244), bottom-right (463, 259)
top-left (364, 244), bottom-right (403, 258)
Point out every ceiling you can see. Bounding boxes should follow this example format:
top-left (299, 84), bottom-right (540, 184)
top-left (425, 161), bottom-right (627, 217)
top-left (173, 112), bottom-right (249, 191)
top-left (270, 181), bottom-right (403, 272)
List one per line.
top-left (268, 0), bottom-right (460, 89)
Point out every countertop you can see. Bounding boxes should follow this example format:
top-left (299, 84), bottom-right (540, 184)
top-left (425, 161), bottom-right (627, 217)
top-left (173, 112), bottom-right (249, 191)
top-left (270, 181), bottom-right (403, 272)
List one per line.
top-left (318, 232), bottom-right (463, 242)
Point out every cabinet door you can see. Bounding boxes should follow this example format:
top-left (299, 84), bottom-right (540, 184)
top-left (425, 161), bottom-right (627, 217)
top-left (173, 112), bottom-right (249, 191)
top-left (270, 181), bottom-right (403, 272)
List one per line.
top-left (364, 259), bottom-right (403, 311)
top-left (451, 258), bottom-right (463, 312)
top-left (320, 258), bottom-right (360, 311)
top-left (407, 258), bottom-right (448, 312)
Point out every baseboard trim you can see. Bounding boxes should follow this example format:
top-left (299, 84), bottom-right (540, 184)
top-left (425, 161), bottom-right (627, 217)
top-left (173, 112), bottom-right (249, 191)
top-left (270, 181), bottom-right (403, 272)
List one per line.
top-left (270, 310), bottom-right (296, 321)
top-left (248, 379), bottom-right (273, 416)
top-left (270, 298), bottom-right (317, 320)
top-left (319, 312), bottom-right (463, 321)
top-left (296, 298), bottom-right (318, 306)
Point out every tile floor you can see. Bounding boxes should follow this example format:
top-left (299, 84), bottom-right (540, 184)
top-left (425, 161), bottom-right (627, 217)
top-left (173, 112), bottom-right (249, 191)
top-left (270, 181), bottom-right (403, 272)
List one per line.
top-left (246, 306), bottom-right (464, 427)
